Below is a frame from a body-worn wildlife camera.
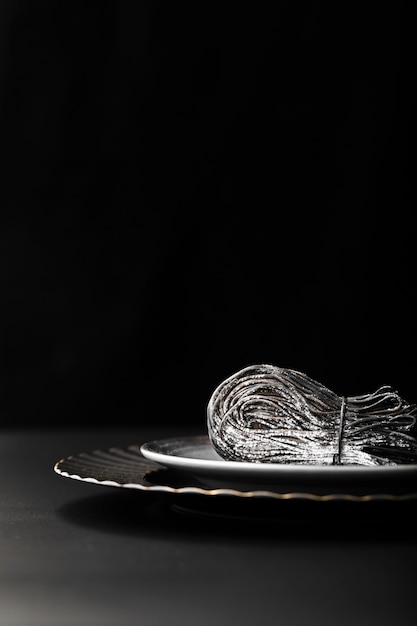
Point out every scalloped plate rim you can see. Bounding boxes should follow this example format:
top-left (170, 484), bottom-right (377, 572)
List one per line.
top-left (53, 442), bottom-right (417, 502)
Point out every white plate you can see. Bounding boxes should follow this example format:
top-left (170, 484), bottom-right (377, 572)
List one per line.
top-left (140, 435), bottom-right (417, 492)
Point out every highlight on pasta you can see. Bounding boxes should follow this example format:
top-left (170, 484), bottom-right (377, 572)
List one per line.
top-left (207, 364), bottom-right (417, 466)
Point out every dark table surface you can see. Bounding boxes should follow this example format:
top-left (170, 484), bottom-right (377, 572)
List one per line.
top-left (1, 426), bottom-right (416, 626)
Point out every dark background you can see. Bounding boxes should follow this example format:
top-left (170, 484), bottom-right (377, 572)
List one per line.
top-left (0, 1), bottom-right (415, 429)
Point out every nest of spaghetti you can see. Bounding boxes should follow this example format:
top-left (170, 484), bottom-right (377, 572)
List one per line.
top-left (207, 364), bottom-right (417, 466)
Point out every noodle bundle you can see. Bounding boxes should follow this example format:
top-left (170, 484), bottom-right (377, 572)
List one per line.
top-left (207, 364), bottom-right (417, 465)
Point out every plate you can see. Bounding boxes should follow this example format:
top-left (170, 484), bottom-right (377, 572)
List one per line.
top-left (140, 435), bottom-right (417, 490)
top-left (54, 436), bottom-right (417, 502)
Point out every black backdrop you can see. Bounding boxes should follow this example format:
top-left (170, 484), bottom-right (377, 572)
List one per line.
top-left (1, 1), bottom-right (415, 429)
